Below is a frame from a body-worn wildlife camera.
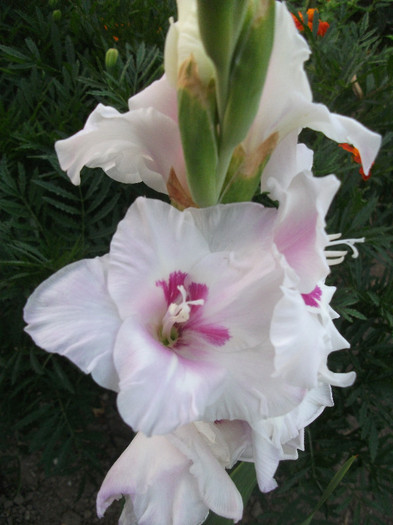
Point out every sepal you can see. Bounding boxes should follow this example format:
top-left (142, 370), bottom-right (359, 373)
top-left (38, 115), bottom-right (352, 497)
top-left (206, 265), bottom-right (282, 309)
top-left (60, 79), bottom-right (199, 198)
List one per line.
top-left (177, 57), bottom-right (219, 206)
top-left (221, 132), bottom-right (278, 203)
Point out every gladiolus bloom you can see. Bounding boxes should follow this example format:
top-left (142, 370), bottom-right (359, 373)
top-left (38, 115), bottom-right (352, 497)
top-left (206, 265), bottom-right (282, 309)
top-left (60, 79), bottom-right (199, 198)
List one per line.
top-left (24, 170), bottom-right (351, 437)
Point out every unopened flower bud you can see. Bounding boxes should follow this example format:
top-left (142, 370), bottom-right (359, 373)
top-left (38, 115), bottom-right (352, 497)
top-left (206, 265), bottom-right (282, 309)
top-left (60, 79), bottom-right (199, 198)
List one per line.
top-left (105, 48), bottom-right (119, 69)
top-left (52, 9), bottom-right (61, 22)
top-left (164, 0), bottom-right (215, 88)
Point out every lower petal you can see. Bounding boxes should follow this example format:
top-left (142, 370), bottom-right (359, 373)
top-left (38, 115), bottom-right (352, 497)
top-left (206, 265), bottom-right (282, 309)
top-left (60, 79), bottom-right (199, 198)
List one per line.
top-left (114, 317), bottom-right (226, 435)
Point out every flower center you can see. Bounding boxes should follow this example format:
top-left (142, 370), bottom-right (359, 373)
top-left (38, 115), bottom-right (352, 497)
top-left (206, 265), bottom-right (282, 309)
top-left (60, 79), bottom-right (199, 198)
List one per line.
top-left (160, 285), bottom-right (204, 345)
top-left (156, 270), bottom-right (230, 349)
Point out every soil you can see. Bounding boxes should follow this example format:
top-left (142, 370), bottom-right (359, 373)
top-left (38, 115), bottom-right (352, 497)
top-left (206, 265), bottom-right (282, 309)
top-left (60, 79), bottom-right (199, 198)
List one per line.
top-left (0, 397), bottom-right (133, 525)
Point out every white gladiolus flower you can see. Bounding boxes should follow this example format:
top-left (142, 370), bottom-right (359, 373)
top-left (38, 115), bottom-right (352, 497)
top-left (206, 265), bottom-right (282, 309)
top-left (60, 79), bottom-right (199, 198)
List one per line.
top-left (24, 168), bottom-right (350, 437)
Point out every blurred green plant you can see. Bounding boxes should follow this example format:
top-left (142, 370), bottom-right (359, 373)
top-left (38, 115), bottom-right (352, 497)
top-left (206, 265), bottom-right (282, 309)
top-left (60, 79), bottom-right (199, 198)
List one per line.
top-left (0, 0), bottom-right (392, 523)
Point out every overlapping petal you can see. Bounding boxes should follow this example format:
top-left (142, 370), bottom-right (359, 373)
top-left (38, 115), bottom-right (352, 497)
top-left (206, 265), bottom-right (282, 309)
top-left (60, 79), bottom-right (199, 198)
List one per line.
top-left (55, 77), bottom-right (186, 193)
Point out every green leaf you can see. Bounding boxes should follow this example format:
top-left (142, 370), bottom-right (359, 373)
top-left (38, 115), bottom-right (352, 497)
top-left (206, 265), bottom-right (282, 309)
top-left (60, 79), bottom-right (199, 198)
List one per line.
top-left (299, 455), bottom-right (358, 525)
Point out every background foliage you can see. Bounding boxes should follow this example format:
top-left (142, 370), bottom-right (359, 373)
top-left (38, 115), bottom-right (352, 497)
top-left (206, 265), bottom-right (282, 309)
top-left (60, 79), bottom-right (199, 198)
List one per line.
top-left (0, 0), bottom-right (392, 523)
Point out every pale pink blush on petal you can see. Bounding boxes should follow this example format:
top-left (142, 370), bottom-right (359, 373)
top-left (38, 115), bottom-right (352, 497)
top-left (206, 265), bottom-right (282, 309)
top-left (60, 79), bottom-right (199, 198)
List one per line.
top-left (128, 75), bottom-right (179, 123)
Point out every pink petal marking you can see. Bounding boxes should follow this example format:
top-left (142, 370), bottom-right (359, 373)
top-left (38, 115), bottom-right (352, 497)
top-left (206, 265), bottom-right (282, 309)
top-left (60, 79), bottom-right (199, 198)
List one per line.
top-left (187, 281), bottom-right (209, 313)
top-left (191, 323), bottom-right (231, 346)
top-left (156, 271), bottom-right (187, 304)
top-left (301, 285), bottom-right (322, 307)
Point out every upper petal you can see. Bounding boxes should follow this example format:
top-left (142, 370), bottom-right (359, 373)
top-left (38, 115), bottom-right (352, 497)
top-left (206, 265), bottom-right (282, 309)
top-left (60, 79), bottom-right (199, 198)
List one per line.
top-left (251, 382), bottom-right (333, 492)
top-left (127, 75), bottom-right (179, 123)
top-left (107, 197), bottom-right (210, 319)
top-left (55, 104), bottom-right (183, 193)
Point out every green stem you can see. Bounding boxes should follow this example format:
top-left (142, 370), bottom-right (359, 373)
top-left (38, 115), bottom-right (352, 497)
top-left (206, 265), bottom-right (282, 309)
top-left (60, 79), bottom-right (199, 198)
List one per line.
top-left (216, 143), bottom-right (235, 198)
top-left (215, 63), bottom-right (230, 124)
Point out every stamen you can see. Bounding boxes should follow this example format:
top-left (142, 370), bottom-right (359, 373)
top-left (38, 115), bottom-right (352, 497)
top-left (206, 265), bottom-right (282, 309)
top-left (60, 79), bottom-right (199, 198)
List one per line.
top-left (161, 285), bottom-right (204, 343)
top-left (325, 233), bottom-right (365, 265)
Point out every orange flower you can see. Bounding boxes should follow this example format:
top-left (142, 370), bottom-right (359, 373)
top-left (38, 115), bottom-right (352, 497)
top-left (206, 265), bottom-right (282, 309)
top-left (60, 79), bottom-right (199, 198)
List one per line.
top-left (339, 143), bottom-right (373, 180)
top-left (103, 23), bottom-right (120, 42)
top-left (292, 8), bottom-right (330, 37)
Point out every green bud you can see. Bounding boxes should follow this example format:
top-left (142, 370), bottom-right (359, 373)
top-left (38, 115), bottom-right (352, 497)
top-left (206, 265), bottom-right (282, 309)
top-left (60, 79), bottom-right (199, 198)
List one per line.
top-left (197, 1), bottom-right (248, 117)
top-left (177, 57), bottom-right (219, 207)
top-left (220, 132), bottom-right (278, 203)
top-left (221, 0), bottom-right (275, 149)
top-left (105, 48), bottom-right (119, 69)
top-left (52, 9), bottom-right (62, 22)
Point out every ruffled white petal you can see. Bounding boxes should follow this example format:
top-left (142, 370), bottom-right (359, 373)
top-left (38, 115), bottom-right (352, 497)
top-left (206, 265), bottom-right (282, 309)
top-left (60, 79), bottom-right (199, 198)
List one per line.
top-left (271, 287), bottom-right (325, 388)
top-left (55, 104), bottom-right (183, 193)
top-left (23, 257), bottom-right (120, 391)
top-left (251, 382), bottom-right (333, 492)
top-left (204, 346), bottom-right (307, 424)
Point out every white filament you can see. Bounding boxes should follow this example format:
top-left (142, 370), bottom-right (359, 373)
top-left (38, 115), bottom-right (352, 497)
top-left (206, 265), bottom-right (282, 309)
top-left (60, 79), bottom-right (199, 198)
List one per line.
top-left (325, 233), bottom-right (365, 265)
